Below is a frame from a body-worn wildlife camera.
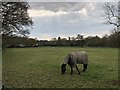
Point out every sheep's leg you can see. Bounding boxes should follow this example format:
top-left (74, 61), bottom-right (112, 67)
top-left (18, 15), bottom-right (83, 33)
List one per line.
top-left (70, 66), bottom-right (73, 74)
top-left (76, 65), bottom-right (80, 75)
top-left (83, 64), bottom-right (87, 72)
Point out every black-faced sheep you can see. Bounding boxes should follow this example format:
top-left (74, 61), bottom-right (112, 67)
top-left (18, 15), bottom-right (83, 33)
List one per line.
top-left (61, 51), bottom-right (88, 75)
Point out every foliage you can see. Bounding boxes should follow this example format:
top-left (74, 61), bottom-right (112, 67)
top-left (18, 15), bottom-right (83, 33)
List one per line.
top-left (1, 2), bottom-right (33, 36)
top-left (2, 35), bottom-right (38, 48)
top-left (38, 34), bottom-right (119, 47)
top-left (85, 36), bottom-right (102, 47)
top-left (108, 29), bottom-right (120, 47)
top-left (3, 32), bottom-right (119, 48)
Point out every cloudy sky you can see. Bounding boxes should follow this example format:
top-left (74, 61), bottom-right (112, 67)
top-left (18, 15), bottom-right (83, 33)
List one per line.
top-left (27, 2), bottom-right (116, 40)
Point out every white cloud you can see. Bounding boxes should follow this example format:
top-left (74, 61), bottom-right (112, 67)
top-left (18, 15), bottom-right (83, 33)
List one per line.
top-left (39, 34), bottom-right (52, 40)
top-left (28, 9), bottom-right (68, 17)
top-left (89, 3), bottom-right (95, 10)
top-left (28, 8), bottom-right (89, 17)
top-left (77, 8), bottom-right (87, 16)
top-left (28, 2), bottom-right (97, 17)
top-left (29, 34), bottom-right (52, 40)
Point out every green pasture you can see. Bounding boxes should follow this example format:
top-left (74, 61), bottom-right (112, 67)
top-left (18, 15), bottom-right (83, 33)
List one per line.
top-left (2, 47), bottom-right (118, 88)
top-left (0, 48), bottom-right (2, 88)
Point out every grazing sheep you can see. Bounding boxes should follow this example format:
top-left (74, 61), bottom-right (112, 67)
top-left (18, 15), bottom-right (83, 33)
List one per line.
top-left (61, 51), bottom-right (88, 75)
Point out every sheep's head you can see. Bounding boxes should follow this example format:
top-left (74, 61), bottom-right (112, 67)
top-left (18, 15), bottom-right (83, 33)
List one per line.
top-left (61, 64), bottom-right (66, 74)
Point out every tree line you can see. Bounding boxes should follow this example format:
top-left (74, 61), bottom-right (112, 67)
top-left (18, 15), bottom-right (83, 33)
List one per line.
top-left (34, 30), bottom-right (120, 48)
top-left (2, 35), bottom-right (38, 48)
top-left (2, 30), bottom-right (119, 48)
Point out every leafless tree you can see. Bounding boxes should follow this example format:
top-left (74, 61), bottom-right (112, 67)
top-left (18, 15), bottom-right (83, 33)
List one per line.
top-left (103, 2), bottom-right (120, 47)
top-left (103, 2), bottom-right (120, 29)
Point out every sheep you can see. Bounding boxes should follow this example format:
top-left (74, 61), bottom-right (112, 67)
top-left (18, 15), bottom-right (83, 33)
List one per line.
top-left (61, 51), bottom-right (88, 75)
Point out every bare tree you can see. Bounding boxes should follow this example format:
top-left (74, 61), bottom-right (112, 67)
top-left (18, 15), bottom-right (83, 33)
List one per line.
top-left (103, 2), bottom-right (120, 47)
top-left (103, 2), bottom-right (120, 29)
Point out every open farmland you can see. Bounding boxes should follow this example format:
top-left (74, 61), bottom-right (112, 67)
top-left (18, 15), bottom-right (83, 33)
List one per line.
top-left (2, 47), bottom-right (118, 88)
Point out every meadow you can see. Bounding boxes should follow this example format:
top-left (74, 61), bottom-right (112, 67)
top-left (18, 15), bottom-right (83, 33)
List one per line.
top-left (2, 47), bottom-right (118, 88)
top-left (0, 49), bottom-right (2, 88)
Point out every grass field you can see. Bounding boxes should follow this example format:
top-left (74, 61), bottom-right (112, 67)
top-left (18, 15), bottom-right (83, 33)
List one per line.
top-left (2, 47), bottom-right (118, 88)
top-left (0, 48), bottom-right (2, 88)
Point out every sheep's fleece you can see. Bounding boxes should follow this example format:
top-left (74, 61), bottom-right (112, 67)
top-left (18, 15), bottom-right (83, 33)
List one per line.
top-left (63, 51), bottom-right (88, 67)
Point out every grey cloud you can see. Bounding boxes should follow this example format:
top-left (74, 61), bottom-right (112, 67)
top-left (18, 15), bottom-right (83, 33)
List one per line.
top-left (29, 2), bottom-right (92, 11)
top-left (28, 2), bottom-right (115, 40)
top-left (30, 11), bottom-right (112, 35)
top-left (28, 2), bottom-right (107, 18)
